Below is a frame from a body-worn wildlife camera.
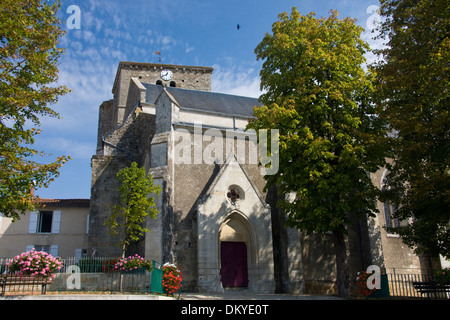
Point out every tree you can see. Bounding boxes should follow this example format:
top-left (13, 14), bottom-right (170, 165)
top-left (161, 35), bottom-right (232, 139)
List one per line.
top-left (105, 162), bottom-right (162, 258)
top-left (0, 0), bottom-right (70, 220)
top-left (248, 8), bottom-right (387, 297)
top-left (374, 0), bottom-right (450, 259)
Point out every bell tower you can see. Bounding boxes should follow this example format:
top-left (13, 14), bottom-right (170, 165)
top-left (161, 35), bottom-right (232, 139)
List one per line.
top-left (109, 62), bottom-right (214, 126)
top-left (112, 62), bottom-right (213, 101)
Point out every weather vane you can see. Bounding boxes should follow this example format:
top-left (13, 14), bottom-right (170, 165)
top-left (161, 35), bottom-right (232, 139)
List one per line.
top-left (155, 51), bottom-right (162, 63)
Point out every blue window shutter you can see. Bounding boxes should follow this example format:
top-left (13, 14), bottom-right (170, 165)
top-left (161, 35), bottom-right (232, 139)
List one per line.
top-left (50, 245), bottom-right (59, 257)
top-left (28, 211), bottom-right (38, 233)
top-left (51, 210), bottom-right (61, 234)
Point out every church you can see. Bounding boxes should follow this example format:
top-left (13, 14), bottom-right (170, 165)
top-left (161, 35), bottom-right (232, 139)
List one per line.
top-left (88, 61), bottom-right (430, 294)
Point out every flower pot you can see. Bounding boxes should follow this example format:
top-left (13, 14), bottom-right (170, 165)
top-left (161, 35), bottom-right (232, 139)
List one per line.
top-left (121, 267), bottom-right (147, 274)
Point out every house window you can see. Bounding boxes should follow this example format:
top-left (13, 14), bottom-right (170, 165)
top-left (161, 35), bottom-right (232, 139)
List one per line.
top-left (34, 245), bottom-right (51, 253)
top-left (383, 201), bottom-right (400, 230)
top-left (29, 210), bottom-right (61, 234)
top-left (26, 245), bottom-right (59, 256)
top-left (381, 172), bottom-right (400, 232)
top-left (38, 211), bottom-right (53, 233)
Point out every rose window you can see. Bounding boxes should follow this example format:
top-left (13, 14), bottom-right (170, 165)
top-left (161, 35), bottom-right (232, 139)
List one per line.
top-left (227, 189), bottom-right (240, 204)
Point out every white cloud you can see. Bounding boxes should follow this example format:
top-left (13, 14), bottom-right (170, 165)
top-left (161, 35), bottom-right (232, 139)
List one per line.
top-left (37, 137), bottom-right (95, 161)
top-left (212, 64), bottom-right (263, 98)
top-left (161, 35), bottom-right (175, 46)
top-left (185, 45), bottom-right (194, 53)
top-left (361, 27), bottom-right (387, 67)
top-left (82, 10), bottom-right (103, 33)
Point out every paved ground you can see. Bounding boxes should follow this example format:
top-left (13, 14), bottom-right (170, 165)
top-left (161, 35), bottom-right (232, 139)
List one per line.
top-left (0, 291), bottom-right (344, 300)
top-left (0, 294), bottom-right (173, 300)
top-left (0, 288), bottom-right (344, 300)
top-left (181, 290), bottom-right (344, 300)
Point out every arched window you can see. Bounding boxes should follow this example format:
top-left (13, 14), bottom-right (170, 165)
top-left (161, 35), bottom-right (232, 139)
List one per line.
top-left (383, 200), bottom-right (400, 229)
top-left (156, 80), bottom-right (163, 86)
top-left (170, 81), bottom-right (176, 87)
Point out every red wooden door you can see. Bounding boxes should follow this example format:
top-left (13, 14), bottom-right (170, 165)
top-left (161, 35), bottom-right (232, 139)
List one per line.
top-left (220, 241), bottom-right (248, 287)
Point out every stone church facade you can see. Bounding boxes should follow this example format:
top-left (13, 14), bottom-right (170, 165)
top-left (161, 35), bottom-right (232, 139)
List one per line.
top-left (88, 61), bottom-right (431, 294)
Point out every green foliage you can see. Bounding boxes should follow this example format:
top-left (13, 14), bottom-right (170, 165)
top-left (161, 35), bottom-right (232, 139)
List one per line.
top-left (374, 0), bottom-right (450, 258)
top-left (249, 8), bottom-right (387, 235)
top-left (434, 267), bottom-right (450, 286)
top-left (104, 162), bottom-right (162, 256)
top-left (0, 0), bottom-right (71, 220)
top-left (76, 257), bottom-right (106, 273)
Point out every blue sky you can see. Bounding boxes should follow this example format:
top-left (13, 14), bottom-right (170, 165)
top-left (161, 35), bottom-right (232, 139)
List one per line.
top-left (34, 0), bottom-right (383, 199)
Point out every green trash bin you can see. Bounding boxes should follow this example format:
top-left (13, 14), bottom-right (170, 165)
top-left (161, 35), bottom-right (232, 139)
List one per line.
top-left (369, 270), bottom-right (390, 299)
top-left (151, 261), bottom-right (163, 294)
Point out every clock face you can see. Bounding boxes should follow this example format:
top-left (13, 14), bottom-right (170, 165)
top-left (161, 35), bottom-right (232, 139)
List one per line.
top-left (161, 69), bottom-right (173, 81)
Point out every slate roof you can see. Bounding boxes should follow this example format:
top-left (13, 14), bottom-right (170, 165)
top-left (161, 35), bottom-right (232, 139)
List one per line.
top-left (141, 83), bottom-right (163, 105)
top-left (141, 83), bottom-right (261, 118)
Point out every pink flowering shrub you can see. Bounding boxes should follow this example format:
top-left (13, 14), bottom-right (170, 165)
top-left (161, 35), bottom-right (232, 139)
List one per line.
top-left (7, 249), bottom-right (63, 281)
top-left (114, 254), bottom-right (153, 272)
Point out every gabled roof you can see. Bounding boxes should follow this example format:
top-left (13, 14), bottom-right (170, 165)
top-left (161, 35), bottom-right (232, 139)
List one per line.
top-left (198, 153), bottom-right (269, 209)
top-left (142, 83), bottom-right (262, 118)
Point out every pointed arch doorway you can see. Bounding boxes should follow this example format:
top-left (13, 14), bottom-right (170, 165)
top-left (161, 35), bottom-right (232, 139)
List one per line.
top-left (220, 242), bottom-right (248, 287)
top-left (219, 213), bottom-right (251, 288)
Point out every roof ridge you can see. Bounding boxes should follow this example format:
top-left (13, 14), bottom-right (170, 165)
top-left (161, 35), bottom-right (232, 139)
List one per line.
top-left (141, 82), bottom-right (260, 101)
top-left (142, 83), bottom-right (261, 119)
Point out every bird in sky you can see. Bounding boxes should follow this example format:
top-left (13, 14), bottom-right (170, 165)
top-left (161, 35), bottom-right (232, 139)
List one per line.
top-left (237, 24), bottom-right (241, 30)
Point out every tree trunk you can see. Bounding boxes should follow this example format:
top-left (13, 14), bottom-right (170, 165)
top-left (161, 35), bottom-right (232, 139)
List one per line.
top-left (119, 244), bottom-right (126, 292)
top-left (332, 230), bottom-right (349, 298)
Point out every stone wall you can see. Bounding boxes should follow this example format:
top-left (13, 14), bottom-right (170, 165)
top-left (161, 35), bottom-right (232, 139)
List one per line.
top-left (89, 110), bottom-right (156, 257)
top-left (48, 272), bottom-right (151, 292)
top-left (369, 167), bottom-right (430, 273)
top-left (140, 122), bottom-right (289, 292)
top-left (95, 99), bottom-right (114, 155)
top-left (195, 155), bottom-right (275, 293)
top-left (167, 127), bottom-right (275, 291)
top-left (111, 62), bottom-right (213, 125)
